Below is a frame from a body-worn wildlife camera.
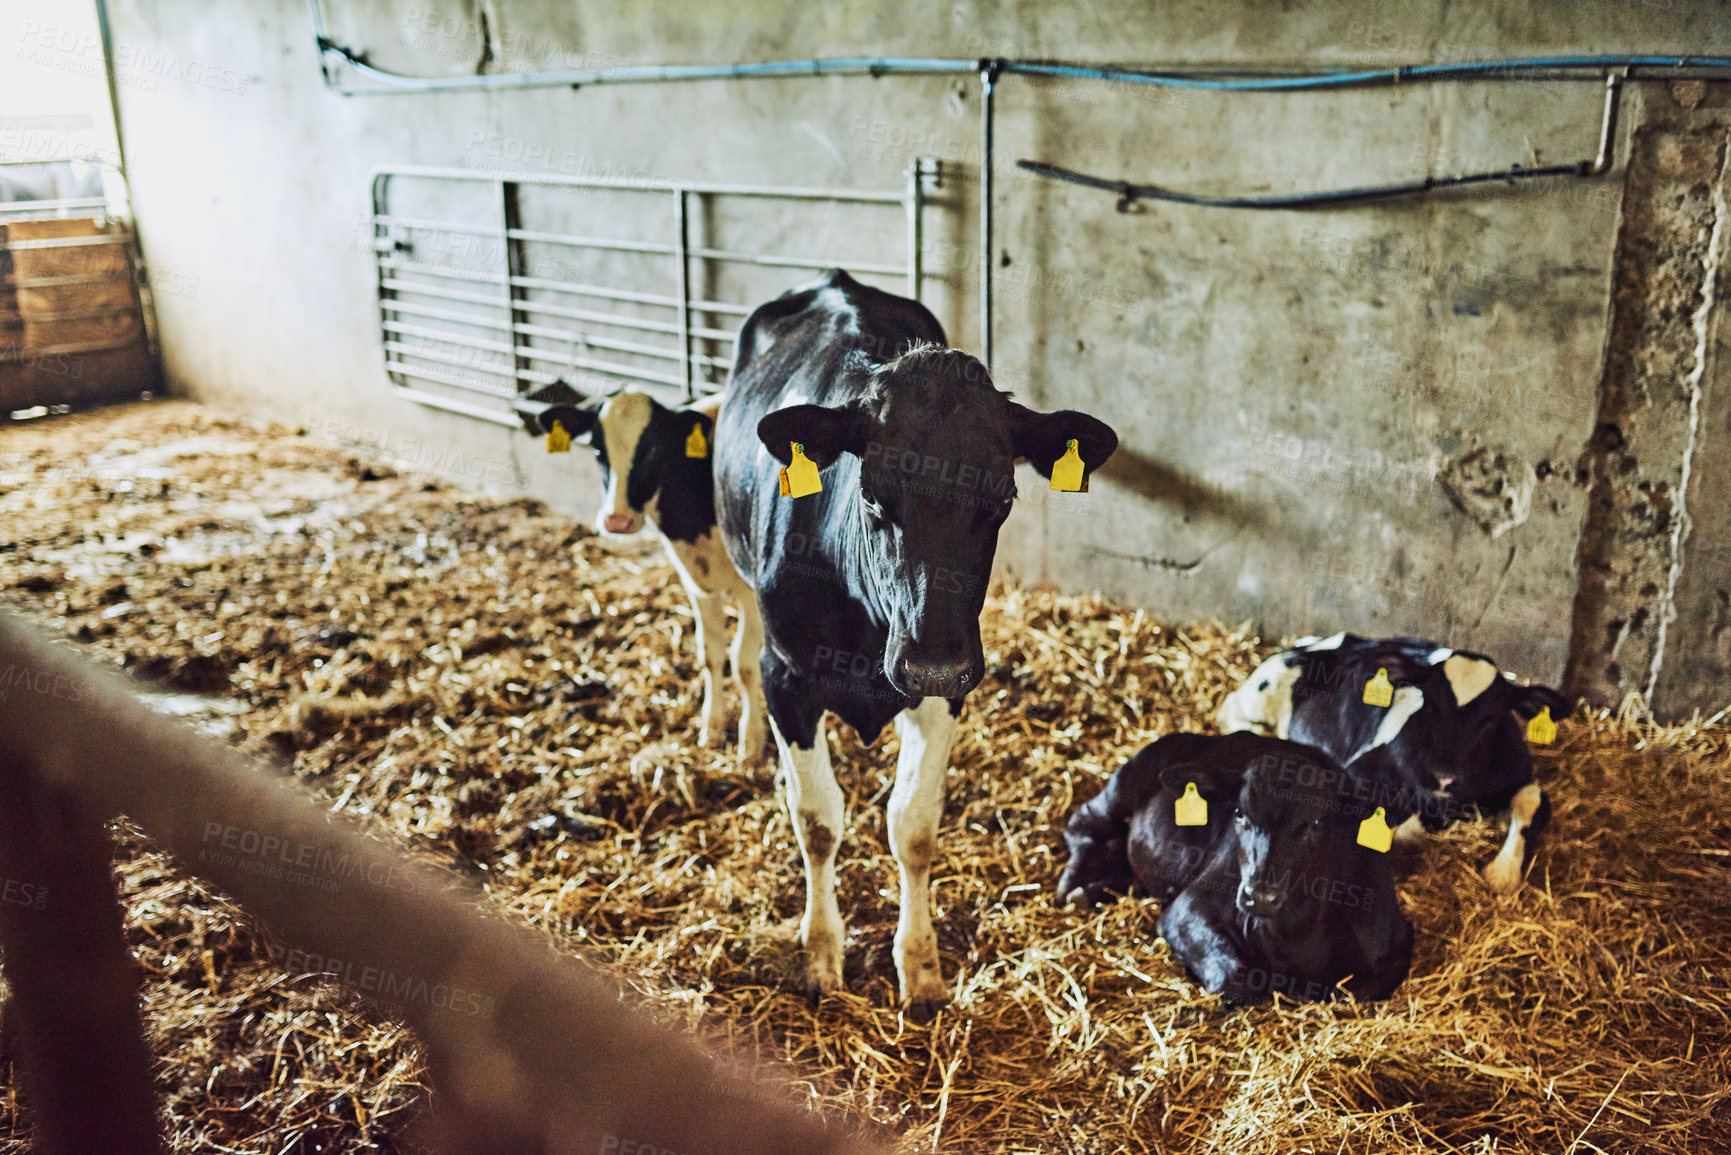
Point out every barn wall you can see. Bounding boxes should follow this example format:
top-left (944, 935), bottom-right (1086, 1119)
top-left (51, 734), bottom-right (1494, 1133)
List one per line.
top-left (87, 0), bottom-right (1731, 712)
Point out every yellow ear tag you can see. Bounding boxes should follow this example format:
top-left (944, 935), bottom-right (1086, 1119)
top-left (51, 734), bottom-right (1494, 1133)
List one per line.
top-left (1363, 667), bottom-right (1393, 707)
top-left (685, 423), bottom-right (708, 458)
top-left (1049, 438), bottom-right (1087, 493)
top-left (1174, 782), bottom-right (1208, 827)
top-left (546, 420), bottom-right (571, 454)
top-left (1526, 706), bottom-right (1557, 745)
top-left (779, 442), bottom-right (822, 499)
top-left (1357, 806), bottom-right (1392, 853)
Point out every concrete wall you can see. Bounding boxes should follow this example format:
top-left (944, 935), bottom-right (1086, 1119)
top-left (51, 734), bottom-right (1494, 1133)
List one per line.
top-left (80, 0), bottom-right (1731, 713)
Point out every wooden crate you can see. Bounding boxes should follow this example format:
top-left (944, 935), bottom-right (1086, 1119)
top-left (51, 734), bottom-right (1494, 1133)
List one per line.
top-left (0, 217), bottom-right (155, 410)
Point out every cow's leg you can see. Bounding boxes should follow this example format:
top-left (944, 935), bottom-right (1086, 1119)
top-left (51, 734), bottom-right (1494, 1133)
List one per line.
top-left (768, 708), bottom-right (846, 995)
top-left (1482, 783), bottom-right (1544, 893)
top-left (664, 541), bottom-right (729, 748)
top-left (730, 596), bottom-right (769, 766)
top-left (689, 588), bottom-right (731, 748)
top-left (888, 697), bottom-right (956, 1013)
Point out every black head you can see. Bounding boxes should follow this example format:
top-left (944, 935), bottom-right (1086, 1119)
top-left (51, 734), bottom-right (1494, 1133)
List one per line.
top-left (757, 345), bottom-right (1117, 698)
top-left (1162, 740), bottom-right (1379, 922)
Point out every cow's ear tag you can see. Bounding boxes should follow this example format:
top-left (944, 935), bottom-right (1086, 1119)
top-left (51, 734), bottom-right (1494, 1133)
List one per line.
top-left (1363, 667), bottom-right (1393, 708)
top-left (1049, 438), bottom-right (1087, 493)
top-left (1526, 706), bottom-right (1557, 745)
top-left (685, 423), bottom-right (708, 458)
top-left (546, 420), bottom-right (571, 454)
top-left (1174, 782), bottom-right (1208, 827)
top-left (780, 442), bottom-right (821, 498)
top-left (1357, 806), bottom-right (1392, 853)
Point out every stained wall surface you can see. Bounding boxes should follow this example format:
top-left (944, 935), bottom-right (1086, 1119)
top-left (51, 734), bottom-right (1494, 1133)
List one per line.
top-left (46, 0), bottom-right (1731, 712)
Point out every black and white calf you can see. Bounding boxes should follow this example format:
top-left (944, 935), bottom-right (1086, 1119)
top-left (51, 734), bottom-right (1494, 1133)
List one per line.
top-left (715, 269), bottom-right (1118, 1011)
top-left (1215, 633), bottom-right (1569, 893)
top-left (515, 381), bottom-right (767, 763)
top-left (1058, 732), bottom-right (1413, 1004)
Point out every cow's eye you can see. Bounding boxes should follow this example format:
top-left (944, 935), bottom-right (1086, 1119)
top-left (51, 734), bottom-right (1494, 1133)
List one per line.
top-left (1257, 680), bottom-right (1270, 691)
top-left (861, 495), bottom-right (889, 527)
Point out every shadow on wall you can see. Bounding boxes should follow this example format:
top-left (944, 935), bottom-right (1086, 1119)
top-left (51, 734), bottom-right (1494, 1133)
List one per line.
top-left (1096, 445), bottom-right (1269, 531)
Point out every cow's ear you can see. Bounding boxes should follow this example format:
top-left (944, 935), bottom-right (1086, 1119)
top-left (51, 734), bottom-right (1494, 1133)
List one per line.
top-left (539, 403), bottom-right (600, 445)
top-left (1008, 403), bottom-right (1119, 481)
top-left (1339, 747), bottom-right (1412, 824)
top-left (757, 402), bottom-right (868, 469)
top-left (1156, 760), bottom-right (1240, 803)
top-left (1509, 684), bottom-right (1571, 722)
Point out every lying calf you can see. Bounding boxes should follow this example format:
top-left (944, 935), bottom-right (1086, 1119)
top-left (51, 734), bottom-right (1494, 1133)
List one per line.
top-left (1215, 633), bottom-right (1569, 893)
top-left (1058, 732), bottom-right (1413, 1004)
top-left (515, 381), bottom-right (767, 763)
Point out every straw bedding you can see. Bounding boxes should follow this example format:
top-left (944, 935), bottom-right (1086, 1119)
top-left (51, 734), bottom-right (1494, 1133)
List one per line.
top-left (0, 401), bottom-right (1728, 1153)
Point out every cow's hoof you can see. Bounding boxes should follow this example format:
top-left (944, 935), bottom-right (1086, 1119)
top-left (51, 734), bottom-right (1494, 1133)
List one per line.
top-left (898, 966), bottom-right (950, 1017)
top-left (1482, 854), bottom-right (1522, 894)
top-left (738, 721), bottom-right (772, 768)
top-left (903, 995), bottom-right (948, 1024)
top-left (796, 950), bottom-right (845, 1000)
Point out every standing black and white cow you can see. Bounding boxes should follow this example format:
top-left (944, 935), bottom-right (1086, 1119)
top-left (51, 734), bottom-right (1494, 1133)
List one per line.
top-left (515, 381), bottom-right (767, 763)
top-left (1215, 633), bottom-right (1569, 893)
top-left (715, 269), bottom-right (1118, 1011)
top-left (1057, 732), bottom-right (1413, 1004)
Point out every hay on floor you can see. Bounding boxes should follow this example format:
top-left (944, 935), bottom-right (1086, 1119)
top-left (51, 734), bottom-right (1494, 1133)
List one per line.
top-left (0, 401), bottom-right (1728, 1153)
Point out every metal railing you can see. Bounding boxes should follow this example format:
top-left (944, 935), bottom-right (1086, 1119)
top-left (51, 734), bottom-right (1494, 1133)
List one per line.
top-left (0, 610), bottom-right (884, 1155)
top-left (368, 160), bottom-right (939, 424)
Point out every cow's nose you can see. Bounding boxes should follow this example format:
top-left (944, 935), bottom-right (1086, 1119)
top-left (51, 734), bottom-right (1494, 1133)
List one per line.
top-left (1236, 883), bottom-right (1285, 916)
top-left (602, 512), bottom-right (640, 535)
top-left (891, 653), bottom-right (979, 699)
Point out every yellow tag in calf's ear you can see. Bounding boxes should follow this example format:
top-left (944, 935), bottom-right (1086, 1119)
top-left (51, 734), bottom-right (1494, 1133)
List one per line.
top-left (780, 441), bottom-right (821, 498)
top-left (1363, 667), bottom-right (1393, 707)
top-left (1357, 806), bottom-right (1392, 853)
top-left (1174, 782), bottom-right (1208, 827)
top-left (1526, 706), bottom-right (1557, 745)
top-left (1049, 438), bottom-right (1086, 492)
top-left (546, 420), bottom-right (571, 454)
top-left (685, 423), bottom-right (708, 458)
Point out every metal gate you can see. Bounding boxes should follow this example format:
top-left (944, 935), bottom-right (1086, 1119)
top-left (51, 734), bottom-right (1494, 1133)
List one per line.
top-left (367, 159), bottom-right (940, 425)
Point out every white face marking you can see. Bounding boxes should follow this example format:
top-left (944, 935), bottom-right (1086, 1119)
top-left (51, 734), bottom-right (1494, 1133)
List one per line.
top-left (1304, 632), bottom-right (1346, 651)
top-left (1217, 655), bottom-right (1300, 735)
top-left (595, 392), bottom-right (654, 534)
top-left (1364, 685), bottom-right (1425, 751)
top-left (1427, 647), bottom-right (1454, 665)
top-left (1442, 654), bottom-right (1499, 706)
